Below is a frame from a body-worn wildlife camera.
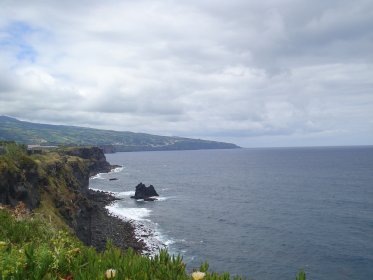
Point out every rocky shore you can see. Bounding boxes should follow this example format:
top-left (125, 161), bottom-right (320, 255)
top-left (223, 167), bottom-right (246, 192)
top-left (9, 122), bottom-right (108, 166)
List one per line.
top-left (84, 189), bottom-right (146, 253)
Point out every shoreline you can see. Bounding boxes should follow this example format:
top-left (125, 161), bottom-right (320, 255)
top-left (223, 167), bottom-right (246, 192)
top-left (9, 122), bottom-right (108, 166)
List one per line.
top-left (87, 167), bottom-right (166, 256)
top-left (105, 199), bottom-right (167, 256)
top-left (85, 188), bottom-right (147, 253)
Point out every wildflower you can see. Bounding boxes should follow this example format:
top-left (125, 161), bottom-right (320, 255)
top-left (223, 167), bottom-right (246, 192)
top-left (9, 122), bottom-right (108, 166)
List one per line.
top-left (192, 271), bottom-right (205, 280)
top-left (105, 269), bottom-right (117, 278)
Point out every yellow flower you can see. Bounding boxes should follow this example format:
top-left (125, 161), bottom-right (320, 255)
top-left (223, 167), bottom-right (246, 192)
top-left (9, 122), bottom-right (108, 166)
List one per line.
top-left (192, 271), bottom-right (205, 280)
top-left (105, 269), bottom-right (117, 279)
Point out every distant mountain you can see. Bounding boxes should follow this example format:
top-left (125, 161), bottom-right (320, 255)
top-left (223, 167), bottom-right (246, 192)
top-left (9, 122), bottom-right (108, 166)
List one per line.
top-left (0, 116), bottom-right (240, 152)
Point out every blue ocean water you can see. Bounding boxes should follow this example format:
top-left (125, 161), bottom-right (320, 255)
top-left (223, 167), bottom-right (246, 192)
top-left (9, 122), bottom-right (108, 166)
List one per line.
top-left (89, 147), bottom-right (373, 280)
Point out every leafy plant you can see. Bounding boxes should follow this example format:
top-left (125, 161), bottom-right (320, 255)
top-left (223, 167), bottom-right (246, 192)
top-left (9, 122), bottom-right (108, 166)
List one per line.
top-left (3, 142), bottom-right (27, 160)
top-left (296, 270), bottom-right (306, 280)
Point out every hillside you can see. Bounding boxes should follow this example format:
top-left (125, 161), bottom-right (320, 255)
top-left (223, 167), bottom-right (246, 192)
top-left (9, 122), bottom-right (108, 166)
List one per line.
top-left (0, 116), bottom-right (239, 152)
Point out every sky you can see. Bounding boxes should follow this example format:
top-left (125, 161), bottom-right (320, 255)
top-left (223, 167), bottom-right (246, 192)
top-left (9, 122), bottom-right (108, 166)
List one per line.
top-left (0, 0), bottom-right (372, 147)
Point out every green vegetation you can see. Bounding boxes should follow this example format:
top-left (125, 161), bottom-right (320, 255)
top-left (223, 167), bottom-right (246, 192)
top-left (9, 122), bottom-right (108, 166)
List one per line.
top-left (0, 141), bottom-right (27, 160)
top-left (0, 141), bottom-right (39, 188)
top-left (296, 270), bottom-right (306, 280)
top-left (0, 116), bottom-right (239, 152)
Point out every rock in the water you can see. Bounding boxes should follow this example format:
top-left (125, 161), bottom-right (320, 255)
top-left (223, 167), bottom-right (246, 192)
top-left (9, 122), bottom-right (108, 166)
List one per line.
top-left (130, 183), bottom-right (159, 199)
top-left (109, 178), bottom-right (118, 181)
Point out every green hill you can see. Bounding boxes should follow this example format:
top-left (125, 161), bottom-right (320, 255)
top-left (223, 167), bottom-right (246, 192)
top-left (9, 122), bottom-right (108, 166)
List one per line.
top-left (0, 116), bottom-right (239, 152)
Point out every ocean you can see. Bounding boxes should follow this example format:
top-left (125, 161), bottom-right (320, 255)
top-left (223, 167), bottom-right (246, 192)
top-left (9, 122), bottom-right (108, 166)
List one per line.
top-left (89, 146), bottom-right (373, 280)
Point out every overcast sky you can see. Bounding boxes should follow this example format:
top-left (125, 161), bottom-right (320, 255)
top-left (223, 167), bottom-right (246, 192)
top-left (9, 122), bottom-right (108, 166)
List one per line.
top-left (0, 0), bottom-right (372, 147)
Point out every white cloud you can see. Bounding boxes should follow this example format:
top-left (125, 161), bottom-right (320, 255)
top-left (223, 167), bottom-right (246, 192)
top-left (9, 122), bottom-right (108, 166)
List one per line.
top-left (0, 0), bottom-right (372, 147)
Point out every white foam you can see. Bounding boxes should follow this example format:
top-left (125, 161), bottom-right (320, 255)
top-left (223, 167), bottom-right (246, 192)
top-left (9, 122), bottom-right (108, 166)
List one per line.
top-left (90, 173), bottom-right (105, 180)
top-left (105, 203), bottom-right (168, 255)
top-left (110, 166), bottom-right (124, 173)
top-left (156, 196), bottom-right (169, 201)
top-left (103, 189), bottom-right (178, 257)
top-left (90, 166), bottom-right (123, 180)
top-left (106, 202), bottom-right (179, 256)
top-left (89, 187), bottom-right (103, 192)
top-left (164, 239), bottom-right (175, 246)
top-left (106, 203), bottom-right (151, 221)
top-left (131, 196), bottom-right (169, 202)
top-left (112, 191), bottom-right (135, 198)
top-left (132, 221), bottom-right (167, 256)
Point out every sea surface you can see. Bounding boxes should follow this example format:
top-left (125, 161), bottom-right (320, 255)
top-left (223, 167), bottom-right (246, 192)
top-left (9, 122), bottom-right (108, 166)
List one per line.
top-left (89, 146), bottom-right (373, 280)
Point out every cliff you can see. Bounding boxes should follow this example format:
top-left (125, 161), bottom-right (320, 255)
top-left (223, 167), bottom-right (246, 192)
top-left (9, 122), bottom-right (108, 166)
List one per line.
top-left (0, 146), bottom-right (109, 208)
top-left (0, 151), bottom-right (43, 210)
top-left (59, 146), bottom-right (113, 176)
top-left (0, 144), bottom-right (142, 251)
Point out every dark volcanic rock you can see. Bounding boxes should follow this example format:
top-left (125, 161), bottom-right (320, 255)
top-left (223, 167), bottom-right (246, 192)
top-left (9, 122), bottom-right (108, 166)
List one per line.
top-left (0, 157), bottom-right (42, 210)
top-left (84, 190), bottom-right (145, 252)
top-left (130, 183), bottom-right (159, 199)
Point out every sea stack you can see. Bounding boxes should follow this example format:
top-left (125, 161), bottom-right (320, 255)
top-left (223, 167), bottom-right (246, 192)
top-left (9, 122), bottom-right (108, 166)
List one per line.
top-left (130, 183), bottom-right (159, 201)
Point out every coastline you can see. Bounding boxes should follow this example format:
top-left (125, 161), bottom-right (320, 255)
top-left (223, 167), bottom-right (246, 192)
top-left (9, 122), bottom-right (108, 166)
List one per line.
top-left (105, 199), bottom-right (167, 256)
top-left (89, 168), bottom-right (166, 256)
top-left (84, 188), bottom-right (146, 253)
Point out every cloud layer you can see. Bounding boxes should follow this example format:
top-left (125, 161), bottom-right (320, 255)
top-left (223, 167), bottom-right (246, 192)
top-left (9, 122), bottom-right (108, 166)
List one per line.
top-left (0, 0), bottom-right (372, 147)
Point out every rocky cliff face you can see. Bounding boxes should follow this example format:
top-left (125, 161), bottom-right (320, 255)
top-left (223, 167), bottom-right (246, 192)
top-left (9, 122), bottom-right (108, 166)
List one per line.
top-left (0, 146), bottom-right (114, 245)
top-left (59, 146), bottom-right (112, 176)
top-left (0, 155), bottom-right (44, 210)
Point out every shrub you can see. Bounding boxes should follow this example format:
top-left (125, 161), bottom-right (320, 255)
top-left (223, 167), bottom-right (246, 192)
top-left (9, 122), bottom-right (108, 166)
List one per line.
top-left (3, 143), bottom-right (27, 161)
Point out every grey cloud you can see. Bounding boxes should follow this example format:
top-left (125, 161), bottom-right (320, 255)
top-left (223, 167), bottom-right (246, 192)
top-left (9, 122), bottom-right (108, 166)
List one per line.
top-left (0, 0), bottom-right (372, 147)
